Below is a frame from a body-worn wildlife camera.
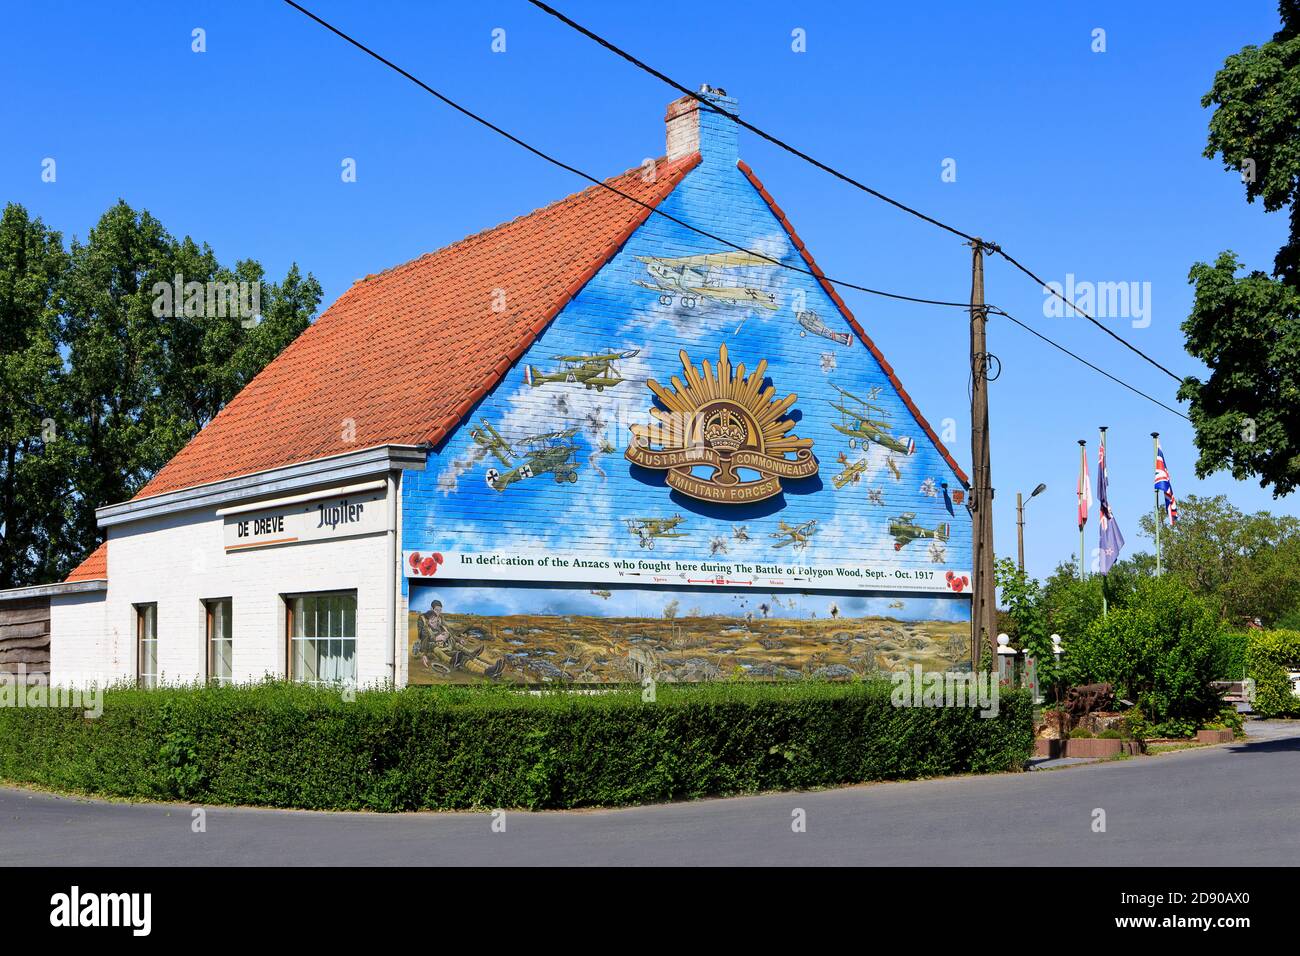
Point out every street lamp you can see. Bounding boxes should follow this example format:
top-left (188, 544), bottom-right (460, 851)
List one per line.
top-left (1017, 482), bottom-right (1047, 571)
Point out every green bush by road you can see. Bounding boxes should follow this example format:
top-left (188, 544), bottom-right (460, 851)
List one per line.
top-left (1247, 629), bottom-right (1300, 718)
top-left (0, 680), bottom-right (1034, 811)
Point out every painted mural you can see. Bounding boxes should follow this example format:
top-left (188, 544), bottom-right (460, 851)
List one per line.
top-left (408, 583), bottom-right (969, 685)
top-left (401, 142), bottom-right (974, 681)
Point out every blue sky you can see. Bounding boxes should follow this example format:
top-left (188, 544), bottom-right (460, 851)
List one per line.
top-left (2, 1), bottom-right (1294, 582)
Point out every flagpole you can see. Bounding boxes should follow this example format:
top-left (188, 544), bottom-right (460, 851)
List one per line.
top-left (1078, 439), bottom-right (1087, 581)
top-left (1100, 426), bottom-right (1108, 618)
top-left (1152, 431), bottom-right (1162, 577)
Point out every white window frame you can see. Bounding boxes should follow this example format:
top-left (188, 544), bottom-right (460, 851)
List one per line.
top-left (205, 598), bottom-right (233, 686)
top-left (136, 603), bottom-right (158, 689)
top-left (285, 591), bottom-right (357, 687)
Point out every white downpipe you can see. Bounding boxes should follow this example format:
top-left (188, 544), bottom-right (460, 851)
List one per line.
top-left (385, 470), bottom-right (398, 686)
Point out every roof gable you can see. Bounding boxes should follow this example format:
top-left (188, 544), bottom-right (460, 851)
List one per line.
top-left (400, 154), bottom-right (972, 587)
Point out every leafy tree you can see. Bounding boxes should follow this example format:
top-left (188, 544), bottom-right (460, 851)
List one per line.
top-left (1037, 553), bottom-right (1156, 645)
top-left (994, 558), bottom-right (1061, 693)
top-left (1180, 2), bottom-right (1300, 496)
top-left (0, 204), bottom-right (72, 587)
top-left (0, 198), bottom-right (320, 583)
top-left (1136, 493), bottom-right (1300, 625)
top-left (60, 201), bottom-right (186, 562)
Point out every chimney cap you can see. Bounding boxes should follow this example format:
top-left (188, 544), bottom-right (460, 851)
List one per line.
top-left (699, 83), bottom-right (728, 97)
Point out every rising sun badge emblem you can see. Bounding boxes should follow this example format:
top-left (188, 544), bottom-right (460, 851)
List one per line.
top-left (626, 344), bottom-right (819, 504)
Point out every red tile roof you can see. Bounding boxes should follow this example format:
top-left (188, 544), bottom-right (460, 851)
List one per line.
top-left (65, 541), bottom-right (107, 582)
top-left (737, 160), bottom-right (971, 487)
top-left (132, 154), bottom-right (701, 501)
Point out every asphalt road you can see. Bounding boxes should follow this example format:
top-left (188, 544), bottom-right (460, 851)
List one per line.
top-left (2, 721), bottom-right (1296, 866)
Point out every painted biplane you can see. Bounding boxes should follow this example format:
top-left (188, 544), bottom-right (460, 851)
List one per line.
top-left (469, 418), bottom-right (515, 467)
top-left (832, 451), bottom-right (869, 490)
top-left (829, 384), bottom-right (916, 457)
top-left (470, 419), bottom-right (579, 469)
top-left (634, 251), bottom-right (779, 310)
top-left (626, 514), bottom-right (688, 549)
top-left (888, 512), bottom-right (950, 551)
top-left (769, 519), bottom-right (818, 551)
top-left (484, 443), bottom-right (579, 492)
top-left (524, 349), bottom-right (639, 391)
top-left (796, 310), bottom-right (852, 346)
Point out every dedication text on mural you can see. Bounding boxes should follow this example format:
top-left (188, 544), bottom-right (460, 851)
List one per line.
top-left (404, 548), bottom-right (969, 595)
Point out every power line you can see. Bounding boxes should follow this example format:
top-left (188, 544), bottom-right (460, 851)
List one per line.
top-left (988, 306), bottom-right (1189, 421)
top-left (281, 1), bottom-right (1187, 423)
top-left (525, 0), bottom-right (1187, 385)
top-left (992, 248), bottom-right (1185, 381)
top-left (280, 0), bottom-right (973, 311)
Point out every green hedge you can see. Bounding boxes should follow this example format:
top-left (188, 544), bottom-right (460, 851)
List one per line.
top-left (0, 681), bottom-right (1034, 810)
top-left (1247, 629), bottom-right (1300, 718)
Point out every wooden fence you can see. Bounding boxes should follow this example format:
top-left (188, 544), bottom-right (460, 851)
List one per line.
top-left (0, 597), bottom-right (51, 683)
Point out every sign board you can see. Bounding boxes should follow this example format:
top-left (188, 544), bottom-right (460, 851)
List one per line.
top-left (404, 547), bottom-right (971, 596)
top-left (224, 490), bottom-right (387, 552)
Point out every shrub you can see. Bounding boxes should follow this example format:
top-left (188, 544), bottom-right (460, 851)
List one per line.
top-left (1211, 630), bottom-right (1249, 681)
top-left (1096, 729), bottom-right (1123, 739)
top-left (1063, 576), bottom-right (1223, 737)
top-left (1217, 707), bottom-right (1245, 737)
top-left (1246, 629), bottom-right (1300, 718)
top-left (1069, 728), bottom-right (1094, 739)
top-left (0, 679), bottom-right (1035, 811)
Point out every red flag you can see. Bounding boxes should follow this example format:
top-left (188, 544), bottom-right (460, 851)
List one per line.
top-left (1077, 444), bottom-right (1093, 531)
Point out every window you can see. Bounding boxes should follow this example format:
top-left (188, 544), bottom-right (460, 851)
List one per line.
top-left (136, 603), bottom-right (158, 688)
top-left (206, 599), bottom-right (233, 685)
top-left (286, 592), bottom-right (356, 686)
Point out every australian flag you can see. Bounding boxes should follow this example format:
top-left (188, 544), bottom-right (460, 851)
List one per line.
top-left (1098, 440), bottom-right (1125, 574)
top-left (1153, 443), bottom-right (1178, 525)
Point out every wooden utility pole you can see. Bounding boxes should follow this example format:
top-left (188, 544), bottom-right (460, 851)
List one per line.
top-left (968, 240), bottom-right (998, 669)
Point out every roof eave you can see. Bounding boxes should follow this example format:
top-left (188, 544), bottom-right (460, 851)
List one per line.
top-left (96, 443), bottom-right (426, 529)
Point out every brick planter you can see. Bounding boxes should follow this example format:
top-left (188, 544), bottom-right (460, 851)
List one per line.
top-left (1034, 737), bottom-right (1143, 758)
top-left (1196, 728), bottom-right (1235, 744)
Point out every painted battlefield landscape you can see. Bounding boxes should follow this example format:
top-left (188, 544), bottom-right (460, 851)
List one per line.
top-left (408, 609), bottom-right (969, 685)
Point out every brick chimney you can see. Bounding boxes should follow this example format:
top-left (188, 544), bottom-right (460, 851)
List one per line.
top-left (666, 84), bottom-right (738, 167)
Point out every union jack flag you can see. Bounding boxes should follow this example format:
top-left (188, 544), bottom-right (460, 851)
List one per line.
top-left (1153, 444), bottom-right (1178, 525)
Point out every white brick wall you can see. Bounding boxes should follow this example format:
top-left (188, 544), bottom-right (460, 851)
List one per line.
top-left (50, 590), bottom-right (113, 686)
top-left (52, 481), bottom-right (404, 688)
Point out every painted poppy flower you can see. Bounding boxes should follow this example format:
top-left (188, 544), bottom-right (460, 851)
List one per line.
top-left (420, 556), bottom-right (438, 576)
